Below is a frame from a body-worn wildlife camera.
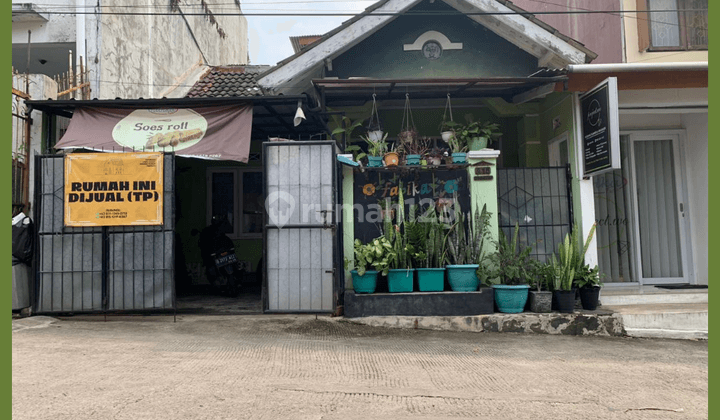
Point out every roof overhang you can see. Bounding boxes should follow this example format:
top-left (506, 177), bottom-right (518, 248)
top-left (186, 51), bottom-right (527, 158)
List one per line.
top-left (258, 0), bottom-right (595, 92)
top-left (313, 76), bottom-right (567, 106)
top-left (26, 96), bottom-right (331, 141)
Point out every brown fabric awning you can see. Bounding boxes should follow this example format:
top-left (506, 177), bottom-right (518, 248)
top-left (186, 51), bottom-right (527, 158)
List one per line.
top-left (55, 104), bottom-right (253, 162)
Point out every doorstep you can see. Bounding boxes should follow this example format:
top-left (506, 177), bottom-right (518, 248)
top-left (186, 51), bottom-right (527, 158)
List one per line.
top-left (603, 303), bottom-right (708, 340)
top-left (343, 309), bottom-right (625, 337)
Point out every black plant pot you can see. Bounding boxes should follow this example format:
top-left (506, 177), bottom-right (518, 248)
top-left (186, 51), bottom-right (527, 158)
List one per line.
top-left (553, 290), bottom-right (575, 313)
top-left (579, 286), bottom-right (601, 310)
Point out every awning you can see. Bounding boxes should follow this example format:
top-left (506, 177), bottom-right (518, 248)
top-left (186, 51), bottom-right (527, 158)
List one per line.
top-left (54, 104), bottom-right (253, 162)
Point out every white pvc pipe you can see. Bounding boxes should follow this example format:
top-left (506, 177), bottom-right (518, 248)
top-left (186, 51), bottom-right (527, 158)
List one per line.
top-left (568, 62), bottom-right (707, 73)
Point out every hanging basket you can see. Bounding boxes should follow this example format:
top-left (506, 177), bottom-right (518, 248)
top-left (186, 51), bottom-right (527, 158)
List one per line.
top-left (367, 93), bottom-right (383, 139)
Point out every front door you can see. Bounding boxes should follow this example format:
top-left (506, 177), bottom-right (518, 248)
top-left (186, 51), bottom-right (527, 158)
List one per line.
top-left (263, 141), bottom-right (338, 312)
top-left (628, 132), bottom-right (690, 284)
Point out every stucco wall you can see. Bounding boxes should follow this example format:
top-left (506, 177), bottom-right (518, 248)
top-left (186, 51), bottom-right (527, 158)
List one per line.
top-left (94, 0), bottom-right (247, 99)
top-left (621, 0), bottom-right (707, 63)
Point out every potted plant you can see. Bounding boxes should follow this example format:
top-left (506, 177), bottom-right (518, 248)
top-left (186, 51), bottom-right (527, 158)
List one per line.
top-left (528, 261), bottom-right (554, 313)
top-left (367, 93), bottom-right (384, 142)
top-left (383, 142), bottom-right (400, 167)
top-left (383, 186), bottom-right (416, 292)
top-left (445, 199), bottom-right (492, 292)
top-left (360, 132), bottom-right (388, 167)
top-left (440, 120), bottom-right (458, 143)
top-left (468, 121), bottom-right (502, 151)
top-left (399, 135), bottom-right (430, 166)
top-left (489, 223), bottom-right (533, 313)
top-left (349, 237), bottom-right (393, 293)
top-left (575, 263), bottom-right (603, 310)
top-left (413, 208), bottom-right (447, 292)
top-left (425, 146), bottom-right (447, 166)
top-left (332, 116), bottom-right (365, 160)
top-left (549, 224), bottom-right (597, 313)
top-left (445, 124), bottom-right (468, 164)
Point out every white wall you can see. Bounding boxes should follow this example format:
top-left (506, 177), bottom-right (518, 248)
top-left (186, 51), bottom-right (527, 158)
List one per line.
top-left (617, 88), bottom-right (708, 285)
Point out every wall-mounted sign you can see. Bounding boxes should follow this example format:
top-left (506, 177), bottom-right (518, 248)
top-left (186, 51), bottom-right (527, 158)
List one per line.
top-left (353, 169), bottom-right (470, 243)
top-left (64, 152), bottom-right (164, 227)
top-left (579, 77), bottom-right (621, 177)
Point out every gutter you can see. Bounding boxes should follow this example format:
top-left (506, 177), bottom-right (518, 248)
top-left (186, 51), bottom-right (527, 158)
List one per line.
top-left (567, 62), bottom-right (707, 73)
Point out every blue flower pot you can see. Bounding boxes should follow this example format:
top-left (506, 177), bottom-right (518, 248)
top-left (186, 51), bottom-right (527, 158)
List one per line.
top-left (416, 268), bottom-right (445, 292)
top-left (446, 264), bottom-right (479, 291)
top-left (405, 154), bottom-right (421, 165)
top-left (387, 269), bottom-right (414, 293)
top-left (493, 284), bottom-right (530, 313)
top-left (367, 156), bottom-right (383, 167)
top-left (350, 270), bottom-right (377, 294)
top-left (451, 152), bottom-right (467, 164)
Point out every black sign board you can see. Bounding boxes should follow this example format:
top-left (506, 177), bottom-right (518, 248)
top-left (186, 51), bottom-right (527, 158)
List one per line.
top-left (352, 168), bottom-right (470, 243)
top-left (580, 77), bottom-right (620, 177)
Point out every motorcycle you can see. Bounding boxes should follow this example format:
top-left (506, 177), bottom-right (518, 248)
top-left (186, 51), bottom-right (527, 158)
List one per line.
top-left (193, 216), bottom-right (243, 296)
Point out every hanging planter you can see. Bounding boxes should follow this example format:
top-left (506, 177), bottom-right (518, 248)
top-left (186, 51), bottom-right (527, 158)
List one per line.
top-left (367, 93), bottom-right (384, 141)
top-left (440, 93), bottom-right (457, 143)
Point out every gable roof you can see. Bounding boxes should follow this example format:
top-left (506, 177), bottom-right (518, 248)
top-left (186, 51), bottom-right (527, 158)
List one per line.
top-left (186, 65), bottom-right (271, 98)
top-left (257, 0), bottom-right (597, 92)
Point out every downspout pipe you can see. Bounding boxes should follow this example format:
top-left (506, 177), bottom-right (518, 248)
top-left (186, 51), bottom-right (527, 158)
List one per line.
top-left (567, 62), bottom-right (707, 73)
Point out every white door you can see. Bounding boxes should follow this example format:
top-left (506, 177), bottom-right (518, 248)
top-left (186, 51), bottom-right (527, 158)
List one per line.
top-left (628, 132), bottom-right (690, 284)
top-left (548, 133), bottom-right (569, 167)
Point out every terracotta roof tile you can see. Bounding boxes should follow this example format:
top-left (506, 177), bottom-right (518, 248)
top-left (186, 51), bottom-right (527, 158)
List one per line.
top-left (185, 65), bottom-right (271, 98)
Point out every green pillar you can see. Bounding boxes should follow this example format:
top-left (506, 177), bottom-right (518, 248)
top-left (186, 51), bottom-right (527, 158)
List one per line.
top-left (467, 150), bottom-right (501, 256)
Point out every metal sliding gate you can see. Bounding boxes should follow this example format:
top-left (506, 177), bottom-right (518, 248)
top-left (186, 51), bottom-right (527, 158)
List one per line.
top-left (263, 141), bottom-right (341, 313)
top-left (33, 154), bottom-right (176, 314)
top-left (497, 166), bottom-right (573, 262)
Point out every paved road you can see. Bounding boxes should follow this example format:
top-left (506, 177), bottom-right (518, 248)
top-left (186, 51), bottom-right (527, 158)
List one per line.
top-left (12, 315), bottom-right (707, 420)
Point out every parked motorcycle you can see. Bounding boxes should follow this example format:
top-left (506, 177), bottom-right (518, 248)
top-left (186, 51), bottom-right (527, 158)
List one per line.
top-left (193, 216), bottom-right (243, 296)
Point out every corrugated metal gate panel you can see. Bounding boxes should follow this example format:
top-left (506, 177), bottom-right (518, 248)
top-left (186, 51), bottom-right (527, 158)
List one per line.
top-left (264, 142), bottom-right (335, 312)
top-left (497, 167), bottom-right (572, 262)
top-left (34, 154), bottom-right (175, 314)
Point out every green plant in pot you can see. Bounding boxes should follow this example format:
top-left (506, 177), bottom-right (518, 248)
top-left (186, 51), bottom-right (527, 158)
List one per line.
top-left (359, 132), bottom-right (388, 167)
top-left (575, 263), bottom-right (603, 310)
top-left (425, 146), bottom-right (448, 166)
top-left (443, 121), bottom-right (468, 164)
top-left (549, 224), bottom-right (597, 313)
top-left (528, 260), bottom-right (554, 313)
top-left (489, 223), bottom-right (534, 313)
top-left (382, 185), bottom-right (417, 293)
top-left (411, 207), bottom-right (447, 292)
top-left (399, 135), bottom-right (430, 166)
top-left (445, 199), bottom-right (491, 292)
top-left (331, 116), bottom-right (364, 160)
top-left (440, 120), bottom-right (458, 143)
top-left (349, 237), bottom-right (393, 293)
top-left (468, 121), bottom-right (502, 151)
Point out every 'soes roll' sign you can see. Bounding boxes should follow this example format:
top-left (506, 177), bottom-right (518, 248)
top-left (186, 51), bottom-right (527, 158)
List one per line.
top-left (64, 152), bottom-right (164, 227)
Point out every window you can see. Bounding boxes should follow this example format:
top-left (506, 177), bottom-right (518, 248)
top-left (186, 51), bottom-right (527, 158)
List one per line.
top-left (207, 168), bottom-right (263, 239)
top-left (642, 0), bottom-right (708, 51)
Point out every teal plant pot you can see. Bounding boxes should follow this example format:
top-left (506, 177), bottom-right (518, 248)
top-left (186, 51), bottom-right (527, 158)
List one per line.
top-left (451, 152), bottom-right (467, 164)
top-left (446, 264), bottom-right (479, 291)
top-left (416, 268), bottom-right (445, 292)
top-left (493, 284), bottom-right (530, 313)
top-left (350, 270), bottom-right (378, 294)
top-left (468, 137), bottom-right (488, 151)
top-left (387, 269), bottom-right (414, 293)
top-left (405, 154), bottom-right (421, 165)
top-left (367, 156), bottom-right (383, 167)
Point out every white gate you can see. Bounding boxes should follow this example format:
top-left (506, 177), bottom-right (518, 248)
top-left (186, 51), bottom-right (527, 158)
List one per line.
top-left (263, 141), bottom-right (339, 312)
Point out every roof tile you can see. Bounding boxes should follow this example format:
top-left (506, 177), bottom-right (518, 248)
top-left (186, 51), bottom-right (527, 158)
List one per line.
top-left (185, 65), bottom-right (271, 98)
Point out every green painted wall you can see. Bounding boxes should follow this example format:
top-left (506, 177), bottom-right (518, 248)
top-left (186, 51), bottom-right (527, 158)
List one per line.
top-left (175, 153), bottom-right (264, 282)
top-left (330, 2), bottom-right (537, 79)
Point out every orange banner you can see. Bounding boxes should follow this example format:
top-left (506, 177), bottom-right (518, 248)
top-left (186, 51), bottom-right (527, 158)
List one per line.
top-left (64, 153), bottom-right (164, 226)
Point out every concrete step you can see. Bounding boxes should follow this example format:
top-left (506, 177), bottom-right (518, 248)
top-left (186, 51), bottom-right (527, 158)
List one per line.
top-left (600, 290), bottom-right (708, 306)
top-left (604, 303), bottom-right (708, 340)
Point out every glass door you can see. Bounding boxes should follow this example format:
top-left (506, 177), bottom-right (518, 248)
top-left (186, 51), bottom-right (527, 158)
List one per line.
top-left (628, 133), bottom-right (689, 284)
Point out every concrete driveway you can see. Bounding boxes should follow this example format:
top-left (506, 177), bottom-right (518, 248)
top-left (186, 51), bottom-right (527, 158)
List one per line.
top-left (12, 314), bottom-right (707, 419)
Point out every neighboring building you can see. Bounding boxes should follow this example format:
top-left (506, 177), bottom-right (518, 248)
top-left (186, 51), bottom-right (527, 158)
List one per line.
top-left (11, 0), bottom-right (249, 99)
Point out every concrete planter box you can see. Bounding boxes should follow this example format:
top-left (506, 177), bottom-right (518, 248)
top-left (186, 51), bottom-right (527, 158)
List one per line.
top-left (344, 288), bottom-right (494, 318)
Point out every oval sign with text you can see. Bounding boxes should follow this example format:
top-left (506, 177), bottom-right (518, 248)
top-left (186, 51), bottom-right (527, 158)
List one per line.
top-left (112, 109), bottom-right (208, 151)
